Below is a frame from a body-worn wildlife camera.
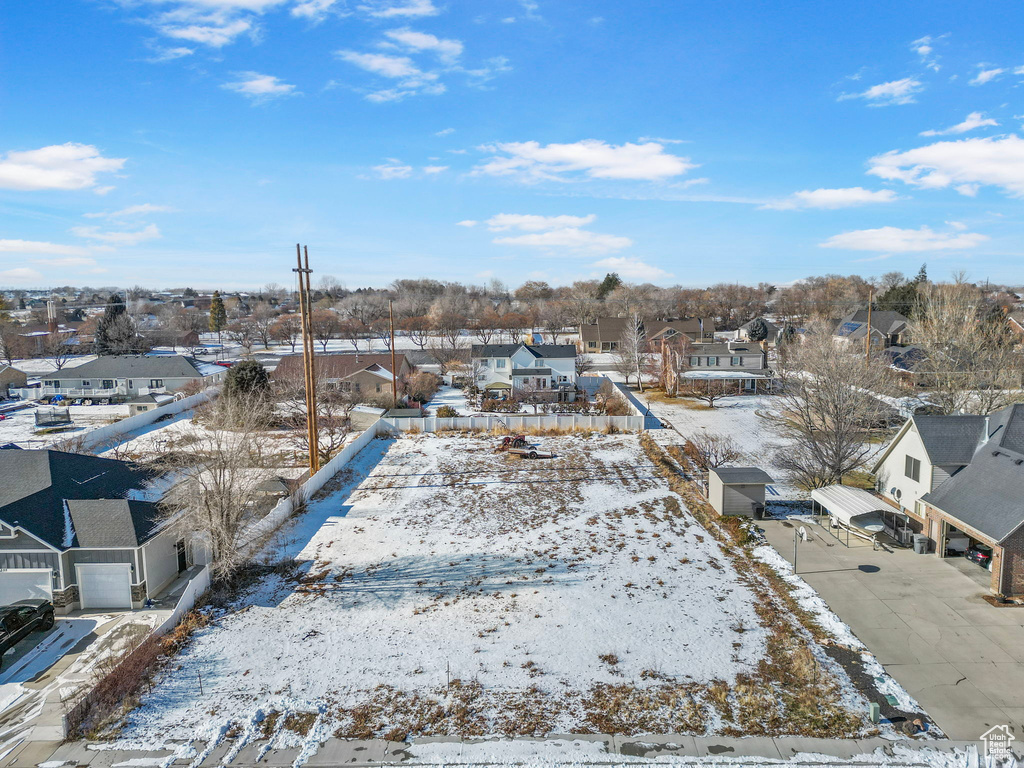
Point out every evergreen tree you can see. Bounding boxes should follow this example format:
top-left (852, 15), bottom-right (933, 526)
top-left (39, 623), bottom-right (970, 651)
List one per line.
top-left (876, 265), bottom-right (927, 320)
top-left (596, 272), bottom-right (622, 300)
top-left (209, 291), bottom-right (227, 339)
top-left (746, 317), bottom-right (769, 342)
top-left (224, 360), bottom-right (270, 401)
top-left (95, 294), bottom-right (135, 355)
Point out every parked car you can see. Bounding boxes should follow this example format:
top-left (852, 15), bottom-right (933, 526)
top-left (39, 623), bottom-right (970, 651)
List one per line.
top-left (0, 599), bottom-right (55, 668)
top-left (965, 543), bottom-right (993, 568)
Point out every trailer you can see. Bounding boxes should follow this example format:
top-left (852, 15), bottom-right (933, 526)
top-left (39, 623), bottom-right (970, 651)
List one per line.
top-left (502, 446), bottom-right (555, 459)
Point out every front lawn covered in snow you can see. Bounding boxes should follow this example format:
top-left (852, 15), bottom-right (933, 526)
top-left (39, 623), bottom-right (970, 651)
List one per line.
top-left (116, 432), bottom-right (877, 750)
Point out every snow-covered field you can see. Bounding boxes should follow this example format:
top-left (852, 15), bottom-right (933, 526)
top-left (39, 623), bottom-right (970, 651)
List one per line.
top-left (0, 404), bottom-right (126, 449)
top-left (110, 432), bottom-right (907, 758)
top-left (425, 384), bottom-right (472, 415)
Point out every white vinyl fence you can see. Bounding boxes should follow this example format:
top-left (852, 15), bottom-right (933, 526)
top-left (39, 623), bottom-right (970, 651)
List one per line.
top-left (153, 565), bottom-right (212, 637)
top-left (380, 414), bottom-right (644, 432)
top-left (48, 389), bottom-right (217, 453)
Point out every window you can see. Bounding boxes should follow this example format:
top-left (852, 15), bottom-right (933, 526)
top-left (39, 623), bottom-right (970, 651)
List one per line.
top-left (535, 359), bottom-right (544, 367)
top-left (44, 380), bottom-right (59, 388)
top-left (905, 455), bottom-right (921, 482)
top-left (689, 356), bottom-right (699, 366)
top-left (496, 359), bottom-right (507, 369)
top-left (149, 379), bottom-right (163, 388)
top-left (731, 357), bottom-right (741, 366)
top-left (127, 380), bottom-right (133, 388)
top-left (102, 380), bottom-right (114, 389)
top-left (81, 380), bottom-right (91, 387)
top-left (707, 356), bottom-right (718, 366)
top-left (587, 341), bottom-right (597, 349)
top-left (375, 384), bottom-right (382, 393)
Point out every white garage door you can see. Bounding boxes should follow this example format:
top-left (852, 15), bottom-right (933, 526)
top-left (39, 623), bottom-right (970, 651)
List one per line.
top-left (76, 564), bottom-right (132, 609)
top-left (0, 569), bottom-right (53, 605)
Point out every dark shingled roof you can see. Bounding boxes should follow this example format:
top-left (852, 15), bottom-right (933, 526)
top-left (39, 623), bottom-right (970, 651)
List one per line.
top-left (712, 467), bottom-right (775, 484)
top-left (920, 404), bottom-right (1024, 542)
top-left (471, 344), bottom-right (576, 359)
top-left (63, 355), bottom-right (206, 380)
top-left (0, 450), bottom-right (165, 550)
top-left (912, 414), bottom-right (987, 465)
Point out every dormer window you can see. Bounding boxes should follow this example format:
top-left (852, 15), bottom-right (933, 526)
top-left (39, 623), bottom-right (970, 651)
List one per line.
top-left (496, 359), bottom-right (506, 369)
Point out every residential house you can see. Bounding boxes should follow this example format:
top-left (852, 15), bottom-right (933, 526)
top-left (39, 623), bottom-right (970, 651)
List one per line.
top-left (737, 318), bottom-right (786, 346)
top-left (579, 317), bottom-right (715, 352)
top-left (0, 450), bottom-right (188, 612)
top-left (871, 405), bottom-right (1024, 597)
top-left (676, 341), bottom-right (773, 392)
top-left (273, 353), bottom-right (412, 401)
top-left (1008, 311), bottom-right (1024, 342)
top-left (833, 309), bottom-right (909, 351)
top-left (471, 344), bottom-right (577, 400)
top-left (0, 365), bottom-right (28, 396)
top-left (25, 355), bottom-right (225, 403)
top-left (142, 329), bottom-right (202, 351)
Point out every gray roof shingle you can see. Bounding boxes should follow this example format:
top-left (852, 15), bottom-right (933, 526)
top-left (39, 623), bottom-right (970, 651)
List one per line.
top-left (61, 355), bottom-right (206, 380)
top-left (712, 467), bottom-right (775, 484)
top-left (913, 414), bottom-right (987, 465)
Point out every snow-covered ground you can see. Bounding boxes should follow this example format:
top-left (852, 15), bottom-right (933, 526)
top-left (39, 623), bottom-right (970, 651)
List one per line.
top-left (424, 385), bottom-right (472, 415)
top-left (0, 404), bottom-right (126, 449)
top-left (113, 432), bottom-right (883, 752)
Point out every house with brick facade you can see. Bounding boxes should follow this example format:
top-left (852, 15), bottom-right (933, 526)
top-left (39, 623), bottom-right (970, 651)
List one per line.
top-left (871, 404), bottom-right (1024, 598)
top-left (0, 449), bottom-right (186, 612)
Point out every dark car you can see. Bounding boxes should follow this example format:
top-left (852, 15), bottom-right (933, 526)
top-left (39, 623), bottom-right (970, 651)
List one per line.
top-left (965, 543), bottom-right (993, 568)
top-left (0, 599), bottom-right (55, 667)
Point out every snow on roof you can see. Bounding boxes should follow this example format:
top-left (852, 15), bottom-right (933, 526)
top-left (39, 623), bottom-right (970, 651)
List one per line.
top-left (682, 370), bottom-right (770, 379)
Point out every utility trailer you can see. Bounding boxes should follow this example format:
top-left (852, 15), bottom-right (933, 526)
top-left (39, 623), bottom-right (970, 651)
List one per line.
top-left (496, 435), bottom-right (554, 459)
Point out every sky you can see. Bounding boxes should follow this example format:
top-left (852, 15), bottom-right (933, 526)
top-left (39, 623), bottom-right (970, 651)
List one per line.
top-left (1, 0), bottom-right (1023, 291)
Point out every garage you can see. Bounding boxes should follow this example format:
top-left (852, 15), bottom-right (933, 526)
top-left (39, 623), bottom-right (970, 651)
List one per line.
top-left (76, 564), bottom-right (132, 609)
top-left (0, 569), bottom-right (53, 605)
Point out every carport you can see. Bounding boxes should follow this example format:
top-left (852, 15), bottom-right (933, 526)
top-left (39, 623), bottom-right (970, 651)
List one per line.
top-left (810, 485), bottom-right (911, 547)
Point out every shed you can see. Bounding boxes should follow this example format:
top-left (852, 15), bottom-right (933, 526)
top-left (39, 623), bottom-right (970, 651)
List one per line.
top-left (708, 467), bottom-right (774, 518)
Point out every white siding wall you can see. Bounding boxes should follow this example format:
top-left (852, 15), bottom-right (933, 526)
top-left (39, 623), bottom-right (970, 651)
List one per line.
top-left (721, 485), bottom-right (764, 516)
top-left (143, 530), bottom-right (180, 597)
top-left (876, 424), bottom-right (932, 514)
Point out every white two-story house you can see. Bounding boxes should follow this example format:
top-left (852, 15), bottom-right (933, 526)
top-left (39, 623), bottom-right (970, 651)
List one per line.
top-left (471, 344), bottom-right (578, 401)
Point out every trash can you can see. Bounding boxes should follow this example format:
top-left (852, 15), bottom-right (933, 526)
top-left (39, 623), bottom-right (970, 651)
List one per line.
top-left (912, 534), bottom-right (929, 554)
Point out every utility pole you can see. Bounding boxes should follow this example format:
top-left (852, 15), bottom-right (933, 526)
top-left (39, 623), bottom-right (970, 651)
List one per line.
top-left (293, 245), bottom-right (320, 474)
top-left (389, 299), bottom-right (398, 409)
top-left (865, 288), bottom-right (873, 366)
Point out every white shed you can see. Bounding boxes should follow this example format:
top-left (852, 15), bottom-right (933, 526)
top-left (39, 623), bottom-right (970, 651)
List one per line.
top-left (708, 467), bottom-right (774, 518)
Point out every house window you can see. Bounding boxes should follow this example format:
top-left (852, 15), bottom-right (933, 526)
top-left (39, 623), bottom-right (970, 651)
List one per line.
top-left (535, 359), bottom-right (544, 367)
top-left (44, 380), bottom-right (59, 388)
top-left (587, 341), bottom-right (597, 349)
top-left (707, 356), bottom-right (718, 366)
top-left (905, 456), bottom-right (921, 482)
top-left (689, 356), bottom-right (699, 366)
top-left (149, 379), bottom-right (163, 388)
top-left (375, 384), bottom-right (382, 393)
top-left (102, 380), bottom-right (114, 389)
top-left (731, 357), bottom-right (741, 366)
top-left (127, 380), bottom-right (133, 388)
top-left (496, 359), bottom-right (507, 369)
top-left (81, 380), bottom-right (91, 387)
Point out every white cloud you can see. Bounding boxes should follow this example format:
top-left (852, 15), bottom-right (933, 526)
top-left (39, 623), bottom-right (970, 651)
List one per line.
top-left (222, 71), bottom-right (298, 101)
top-left (456, 220), bottom-right (477, 227)
top-left (494, 228), bottom-right (631, 254)
top-left (474, 139), bottom-right (697, 182)
top-left (592, 257), bottom-right (671, 282)
top-left (819, 225), bottom-right (988, 253)
top-left (485, 213), bottom-right (597, 231)
top-left (839, 77), bottom-right (923, 106)
top-left (149, 46), bottom-right (195, 62)
top-left (435, 127), bottom-right (455, 136)
top-left (372, 162), bottom-right (414, 179)
top-left (920, 111), bottom-right (999, 136)
top-left (0, 268), bottom-right (44, 284)
top-left (160, 18), bottom-right (253, 47)
top-left (483, 212), bottom-right (630, 254)
top-left (761, 187), bottom-right (900, 211)
top-left (337, 50), bottom-right (441, 100)
top-left (422, 165), bottom-right (448, 174)
top-left (291, 0), bottom-right (339, 19)
top-left (0, 143), bottom-right (125, 192)
top-left (70, 223), bottom-right (162, 246)
top-left (637, 136), bottom-right (689, 145)
top-left (911, 35), bottom-right (944, 71)
top-left (383, 28), bottom-right (463, 63)
top-left (84, 204), bottom-right (177, 219)
top-left (0, 239), bottom-right (93, 256)
top-left (359, 0), bottom-right (438, 18)
top-left (970, 66), bottom-right (1004, 86)
top-left (868, 134), bottom-right (1024, 197)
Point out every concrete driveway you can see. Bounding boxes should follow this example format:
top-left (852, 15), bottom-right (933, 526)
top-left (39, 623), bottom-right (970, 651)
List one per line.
top-left (759, 518), bottom-right (1024, 741)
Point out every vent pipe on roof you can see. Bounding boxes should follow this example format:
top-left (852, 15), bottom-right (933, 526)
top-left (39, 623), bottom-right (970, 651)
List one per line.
top-left (983, 415), bottom-right (991, 443)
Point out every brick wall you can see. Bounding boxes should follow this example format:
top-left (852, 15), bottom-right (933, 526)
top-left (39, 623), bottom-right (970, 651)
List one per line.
top-left (999, 527), bottom-right (1024, 597)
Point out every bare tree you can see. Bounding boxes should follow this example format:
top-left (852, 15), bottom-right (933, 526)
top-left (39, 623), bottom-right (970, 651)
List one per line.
top-left (270, 314), bottom-right (302, 353)
top-left (156, 398), bottom-right (277, 578)
top-left (909, 283), bottom-right (1024, 415)
top-left (309, 309), bottom-right (342, 353)
top-left (676, 378), bottom-right (737, 408)
top-left (250, 303), bottom-right (277, 349)
top-left (769, 320), bottom-right (897, 488)
top-left (225, 319), bottom-right (257, 356)
top-left (277, 375), bottom-right (354, 466)
top-left (612, 313), bottom-right (648, 390)
top-left (43, 333), bottom-right (74, 371)
top-left (575, 353), bottom-right (595, 378)
top-left (401, 316), bottom-right (431, 350)
top-left (687, 432), bottom-right (744, 473)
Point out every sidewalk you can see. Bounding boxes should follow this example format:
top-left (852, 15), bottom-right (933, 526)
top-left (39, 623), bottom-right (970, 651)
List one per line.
top-left (759, 517), bottom-right (1024, 741)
